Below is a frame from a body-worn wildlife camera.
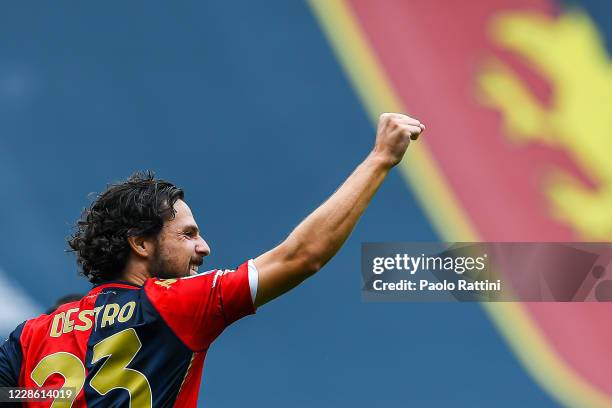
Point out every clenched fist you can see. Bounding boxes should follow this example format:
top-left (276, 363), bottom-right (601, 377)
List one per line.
top-left (372, 113), bottom-right (425, 168)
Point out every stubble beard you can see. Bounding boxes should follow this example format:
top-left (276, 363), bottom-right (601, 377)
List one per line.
top-left (150, 243), bottom-right (184, 279)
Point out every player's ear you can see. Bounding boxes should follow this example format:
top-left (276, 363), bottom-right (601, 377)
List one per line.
top-left (127, 235), bottom-right (155, 258)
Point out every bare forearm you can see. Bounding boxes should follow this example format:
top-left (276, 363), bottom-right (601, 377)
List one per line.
top-left (254, 113), bottom-right (424, 306)
top-left (253, 154), bottom-right (390, 306)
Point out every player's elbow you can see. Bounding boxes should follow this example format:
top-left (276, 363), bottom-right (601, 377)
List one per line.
top-left (294, 246), bottom-right (325, 277)
top-left (281, 243), bottom-right (323, 277)
top-left (278, 237), bottom-right (327, 277)
top-left (300, 255), bottom-right (323, 277)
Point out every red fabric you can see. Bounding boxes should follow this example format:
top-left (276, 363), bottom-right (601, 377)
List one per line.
top-left (13, 267), bottom-right (253, 407)
top-left (16, 284), bottom-right (130, 407)
top-left (17, 283), bottom-right (140, 407)
top-left (172, 352), bottom-right (206, 408)
top-left (144, 261), bottom-right (256, 352)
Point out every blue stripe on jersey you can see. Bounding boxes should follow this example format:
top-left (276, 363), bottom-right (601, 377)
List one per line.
top-left (83, 286), bottom-right (193, 408)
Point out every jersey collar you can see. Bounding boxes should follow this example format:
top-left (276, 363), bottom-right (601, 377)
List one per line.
top-left (90, 280), bottom-right (143, 293)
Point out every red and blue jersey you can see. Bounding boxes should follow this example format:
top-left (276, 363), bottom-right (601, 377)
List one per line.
top-left (0, 260), bottom-right (257, 407)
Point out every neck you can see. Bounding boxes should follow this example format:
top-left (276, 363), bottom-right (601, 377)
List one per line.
top-left (119, 260), bottom-right (152, 286)
top-left (121, 272), bottom-right (148, 286)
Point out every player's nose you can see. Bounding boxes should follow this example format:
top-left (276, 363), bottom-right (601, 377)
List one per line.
top-left (195, 238), bottom-right (210, 257)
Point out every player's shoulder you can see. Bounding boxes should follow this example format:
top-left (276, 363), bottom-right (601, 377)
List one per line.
top-left (144, 269), bottom-right (222, 293)
top-left (17, 300), bottom-right (82, 342)
top-left (25, 300), bottom-right (80, 327)
top-left (143, 266), bottom-right (247, 304)
top-left (2, 320), bottom-right (26, 346)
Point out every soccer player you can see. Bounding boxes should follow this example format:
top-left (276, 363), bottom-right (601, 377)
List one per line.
top-left (0, 113), bottom-right (424, 407)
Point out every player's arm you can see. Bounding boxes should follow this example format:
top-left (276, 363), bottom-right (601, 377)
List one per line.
top-left (253, 113), bottom-right (425, 307)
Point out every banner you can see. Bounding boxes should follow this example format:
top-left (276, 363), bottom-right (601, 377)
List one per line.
top-left (311, 0), bottom-right (612, 406)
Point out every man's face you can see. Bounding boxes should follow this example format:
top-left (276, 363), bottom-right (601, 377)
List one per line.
top-left (149, 199), bottom-right (210, 279)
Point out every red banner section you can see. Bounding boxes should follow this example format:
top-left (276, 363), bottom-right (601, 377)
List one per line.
top-left (335, 0), bottom-right (612, 404)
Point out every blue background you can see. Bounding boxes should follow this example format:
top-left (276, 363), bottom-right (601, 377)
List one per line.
top-left (2, 1), bottom-right (609, 406)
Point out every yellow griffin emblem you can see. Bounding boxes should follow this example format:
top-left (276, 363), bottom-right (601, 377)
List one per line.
top-left (478, 10), bottom-right (612, 239)
top-left (154, 279), bottom-right (177, 289)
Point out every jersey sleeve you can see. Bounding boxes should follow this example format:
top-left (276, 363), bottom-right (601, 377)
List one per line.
top-left (0, 322), bottom-right (25, 387)
top-left (144, 260), bottom-right (257, 351)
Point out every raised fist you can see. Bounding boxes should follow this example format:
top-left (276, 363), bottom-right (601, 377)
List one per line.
top-left (372, 113), bottom-right (425, 168)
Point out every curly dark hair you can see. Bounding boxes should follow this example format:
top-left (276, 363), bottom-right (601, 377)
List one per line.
top-left (68, 171), bottom-right (184, 284)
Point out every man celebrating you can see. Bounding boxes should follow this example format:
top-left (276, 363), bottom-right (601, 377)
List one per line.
top-left (0, 113), bottom-right (424, 407)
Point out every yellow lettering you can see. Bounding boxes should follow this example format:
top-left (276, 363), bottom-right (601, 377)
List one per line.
top-left (154, 279), bottom-right (177, 289)
top-left (75, 310), bottom-right (94, 332)
top-left (101, 304), bottom-right (120, 328)
top-left (31, 352), bottom-right (85, 407)
top-left (90, 329), bottom-right (152, 407)
top-left (93, 306), bottom-right (103, 328)
top-left (63, 308), bottom-right (79, 334)
top-left (117, 302), bottom-right (135, 323)
top-left (50, 313), bottom-right (65, 338)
